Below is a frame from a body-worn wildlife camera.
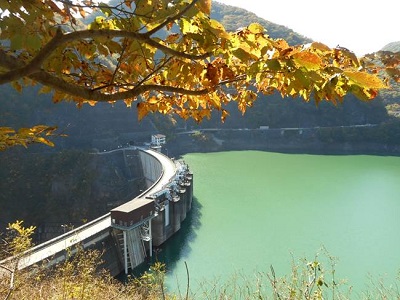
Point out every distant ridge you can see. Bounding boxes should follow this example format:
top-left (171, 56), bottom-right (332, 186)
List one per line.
top-left (378, 41), bottom-right (400, 104)
top-left (381, 41), bottom-right (400, 53)
top-left (212, 2), bottom-right (312, 45)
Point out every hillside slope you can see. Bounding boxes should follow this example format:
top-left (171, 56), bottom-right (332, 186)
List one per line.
top-left (382, 41), bottom-right (400, 53)
top-left (212, 2), bottom-right (311, 45)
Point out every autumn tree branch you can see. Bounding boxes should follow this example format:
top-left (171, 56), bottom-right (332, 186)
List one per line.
top-left (0, 27), bottom-right (211, 86)
top-left (62, 29), bottom-right (211, 59)
top-left (29, 71), bottom-right (209, 101)
top-left (0, 29), bottom-right (65, 85)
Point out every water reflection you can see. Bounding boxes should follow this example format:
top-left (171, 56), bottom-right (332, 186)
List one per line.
top-left (156, 197), bottom-right (202, 271)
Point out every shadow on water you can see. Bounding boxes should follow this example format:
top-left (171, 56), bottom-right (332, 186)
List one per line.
top-left (128, 197), bottom-right (203, 277)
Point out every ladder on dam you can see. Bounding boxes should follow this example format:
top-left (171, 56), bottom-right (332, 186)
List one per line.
top-left (114, 218), bottom-right (153, 274)
top-left (115, 228), bottom-right (145, 272)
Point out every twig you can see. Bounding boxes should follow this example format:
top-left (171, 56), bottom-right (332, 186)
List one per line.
top-left (268, 265), bottom-right (282, 300)
top-left (184, 261), bottom-right (190, 300)
top-left (0, 263), bottom-right (16, 300)
top-left (146, 0), bottom-right (200, 37)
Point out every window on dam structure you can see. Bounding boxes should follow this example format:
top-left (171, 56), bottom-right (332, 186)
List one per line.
top-left (165, 201), bottom-right (170, 227)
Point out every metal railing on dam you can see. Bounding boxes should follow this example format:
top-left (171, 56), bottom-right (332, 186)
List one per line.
top-left (1, 147), bottom-right (193, 276)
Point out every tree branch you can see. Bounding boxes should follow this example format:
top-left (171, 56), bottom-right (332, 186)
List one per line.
top-left (62, 29), bottom-right (210, 60)
top-left (0, 27), bottom-right (211, 86)
top-left (0, 28), bottom-right (64, 85)
top-left (29, 71), bottom-right (210, 101)
top-left (145, 0), bottom-right (200, 37)
top-left (0, 263), bottom-right (15, 300)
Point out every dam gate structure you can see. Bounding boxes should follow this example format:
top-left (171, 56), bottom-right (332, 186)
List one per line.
top-left (0, 147), bottom-right (193, 277)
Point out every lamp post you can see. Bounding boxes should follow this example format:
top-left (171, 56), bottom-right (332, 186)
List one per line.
top-left (61, 224), bottom-right (68, 234)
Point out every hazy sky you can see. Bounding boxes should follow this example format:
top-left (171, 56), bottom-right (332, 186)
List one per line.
top-left (215, 0), bottom-right (399, 56)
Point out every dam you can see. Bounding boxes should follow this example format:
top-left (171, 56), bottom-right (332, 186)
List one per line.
top-left (0, 144), bottom-right (193, 277)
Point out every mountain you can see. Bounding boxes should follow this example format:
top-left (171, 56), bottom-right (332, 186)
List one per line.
top-left (212, 3), bottom-right (311, 45)
top-left (378, 41), bottom-right (400, 109)
top-left (382, 41), bottom-right (400, 53)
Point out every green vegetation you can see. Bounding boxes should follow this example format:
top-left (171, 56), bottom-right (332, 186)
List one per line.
top-left (0, 221), bottom-right (165, 299)
top-left (1, 222), bottom-right (399, 299)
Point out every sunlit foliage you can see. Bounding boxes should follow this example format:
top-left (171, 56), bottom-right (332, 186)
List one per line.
top-left (0, 0), bottom-right (397, 149)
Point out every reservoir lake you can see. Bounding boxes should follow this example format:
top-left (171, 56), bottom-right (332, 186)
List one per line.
top-left (156, 151), bottom-right (400, 296)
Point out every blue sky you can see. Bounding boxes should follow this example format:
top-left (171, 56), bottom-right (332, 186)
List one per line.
top-left (215, 0), bottom-right (399, 56)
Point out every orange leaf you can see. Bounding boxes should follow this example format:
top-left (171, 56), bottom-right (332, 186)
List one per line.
top-left (124, 0), bottom-right (133, 8)
top-left (310, 42), bottom-right (331, 52)
top-left (165, 33), bottom-right (180, 44)
top-left (196, 0), bottom-right (211, 15)
top-left (293, 52), bottom-right (323, 71)
top-left (206, 63), bottom-right (219, 85)
top-left (137, 102), bottom-right (149, 121)
top-left (124, 98), bottom-right (133, 108)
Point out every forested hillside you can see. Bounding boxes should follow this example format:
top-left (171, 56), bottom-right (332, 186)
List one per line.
top-left (211, 3), bottom-right (311, 45)
top-left (379, 41), bottom-right (400, 110)
top-left (382, 41), bottom-right (400, 53)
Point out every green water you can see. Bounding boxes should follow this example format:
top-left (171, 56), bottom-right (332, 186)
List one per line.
top-left (158, 151), bottom-right (400, 296)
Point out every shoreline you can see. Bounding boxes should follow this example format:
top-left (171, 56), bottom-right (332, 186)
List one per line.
top-left (166, 130), bottom-right (400, 157)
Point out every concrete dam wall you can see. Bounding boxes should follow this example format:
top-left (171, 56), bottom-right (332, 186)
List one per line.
top-left (110, 148), bottom-right (193, 274)
top-left (1, 147), bottom-right (193, 277)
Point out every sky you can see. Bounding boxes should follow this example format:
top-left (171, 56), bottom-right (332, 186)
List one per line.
top-left (215, 0), bottom-right (399, 56)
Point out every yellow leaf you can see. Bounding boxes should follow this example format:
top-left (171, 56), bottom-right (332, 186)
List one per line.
top-left (247, 23), bottom-right (264, 34)
top-left (209, 95), bottom-right (221, 110)
top-left (180, 18), bottom-right (197, 34)
top-left (293, 52), bottom-right (322, 71)
top-left (232, 45), bottom-right (258, 62)
top-left (221, 109), bottom-right (229, 122)
top-left (338, 48), bottom-right (360, 67)
top-left (200, 109), bottom-right (211, 120)
top-left (274, 39), bottom-right (290, 50)
top-left (148, 96), bottom-right (158, 104)
top-left (349, 85), bottom-right (378, 101)
top-left (39, 85), bottom-right (53, 94)
top-left (0, 127), bottom-right (16, 134)
top-left (36, 137), bottom-right (55, 147)
top-left (344, 71), bottom-right (387, 89)
top-left (208, 19), bottom-right (230, 39)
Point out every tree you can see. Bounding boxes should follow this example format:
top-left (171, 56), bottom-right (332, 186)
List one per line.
top-left (0, 0), bottom-right (397, 149)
